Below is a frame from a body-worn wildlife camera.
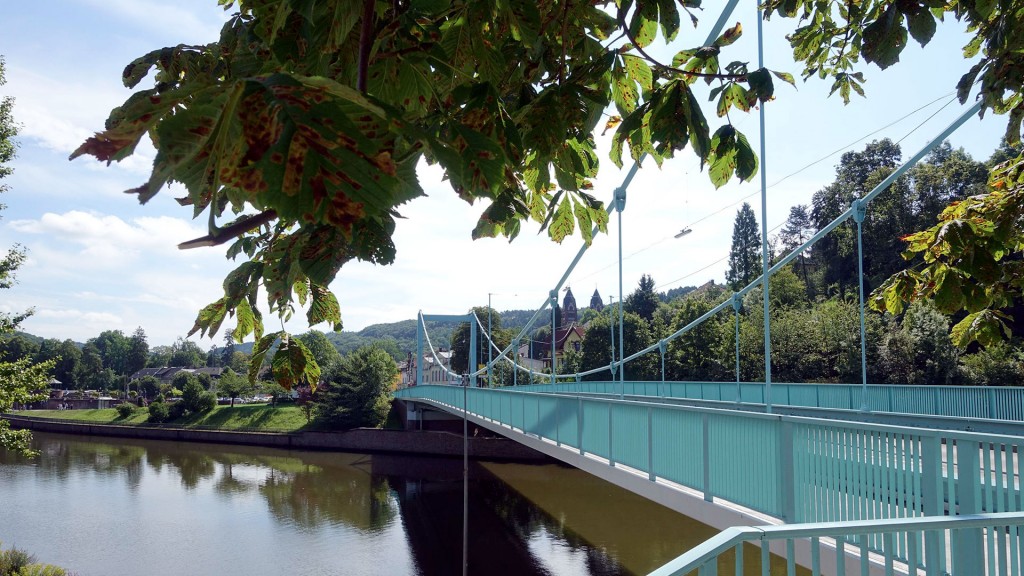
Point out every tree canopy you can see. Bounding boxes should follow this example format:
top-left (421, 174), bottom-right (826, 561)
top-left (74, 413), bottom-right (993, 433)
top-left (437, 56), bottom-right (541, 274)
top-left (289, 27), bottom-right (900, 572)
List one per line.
top-left (72, 0), bottom-right (1024, 384)
top-left (0, 56), bottom-right (53, 455)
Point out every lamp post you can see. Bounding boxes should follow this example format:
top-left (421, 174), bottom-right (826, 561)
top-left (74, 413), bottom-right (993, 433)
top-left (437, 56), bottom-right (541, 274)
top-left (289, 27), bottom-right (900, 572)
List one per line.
top-left (487, 292), bottom-right (492, 388)
top-left (609, 294), bottom-right (616, 382)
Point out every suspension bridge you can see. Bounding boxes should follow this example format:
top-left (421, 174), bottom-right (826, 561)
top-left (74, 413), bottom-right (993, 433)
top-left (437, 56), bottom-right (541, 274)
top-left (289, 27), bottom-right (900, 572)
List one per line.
top-left (393, 1), bottom-right (1024, 574)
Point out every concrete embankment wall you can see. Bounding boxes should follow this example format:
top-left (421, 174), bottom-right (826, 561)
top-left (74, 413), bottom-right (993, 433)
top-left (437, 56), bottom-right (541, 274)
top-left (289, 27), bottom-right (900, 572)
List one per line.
top-left (3, 416), bottom-right (552, 462)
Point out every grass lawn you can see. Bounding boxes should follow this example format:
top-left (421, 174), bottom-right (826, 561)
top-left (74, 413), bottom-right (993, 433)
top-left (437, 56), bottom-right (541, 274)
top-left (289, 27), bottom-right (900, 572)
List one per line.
top-left (16, 404), bottom-right (317, 433)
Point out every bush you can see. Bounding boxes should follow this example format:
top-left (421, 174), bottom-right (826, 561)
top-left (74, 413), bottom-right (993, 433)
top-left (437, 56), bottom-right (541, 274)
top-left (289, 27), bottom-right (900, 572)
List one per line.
top-left (168, 400), bottom-right (187, 420)
top-left (148, 401), bottom-right (170, 423)
top-left (115, 403), bottom-right (136, 418)
top-left (0, 543), bottom-right (34, 574)
top-left (181, 377), bottom-right (213, 413)
top-left (0, 542), bottom-right (68, 576)
top-left (197, 392), bottom-right (217, 413)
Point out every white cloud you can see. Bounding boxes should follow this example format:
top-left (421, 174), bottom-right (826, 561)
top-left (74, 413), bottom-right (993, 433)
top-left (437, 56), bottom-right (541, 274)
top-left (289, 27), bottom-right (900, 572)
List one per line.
top-left (10, 211), bottom-right (209, 260)
top-left (2, 210), bottom-right (234, 344)
top-left (74, 0), bottom-right (227, 43)
top-left (36, 308), bottom-right (122, 325)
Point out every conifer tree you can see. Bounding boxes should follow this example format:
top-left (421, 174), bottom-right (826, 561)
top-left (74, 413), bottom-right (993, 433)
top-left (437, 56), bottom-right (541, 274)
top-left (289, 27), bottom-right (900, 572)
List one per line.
top-left (779, 205), bottom-right (811, 279)
top-left (726, 203), bottom-right (762, 290)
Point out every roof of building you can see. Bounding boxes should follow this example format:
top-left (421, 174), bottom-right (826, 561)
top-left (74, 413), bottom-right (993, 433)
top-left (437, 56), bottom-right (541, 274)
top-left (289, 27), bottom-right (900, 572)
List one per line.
top-left (129, 366), bottom-right (224, 381)
top-left (536, 323), bottom-right (586, 357)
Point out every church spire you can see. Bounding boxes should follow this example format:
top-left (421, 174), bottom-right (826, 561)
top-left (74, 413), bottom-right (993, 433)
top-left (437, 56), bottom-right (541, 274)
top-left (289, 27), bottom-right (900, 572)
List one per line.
top-left (562, 287), bottom-right (578, 325)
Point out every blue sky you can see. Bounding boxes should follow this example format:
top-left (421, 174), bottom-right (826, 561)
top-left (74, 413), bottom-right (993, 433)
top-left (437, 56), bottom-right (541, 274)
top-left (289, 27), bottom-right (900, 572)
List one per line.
top-left (0, 1), bottom-right (1006, 346)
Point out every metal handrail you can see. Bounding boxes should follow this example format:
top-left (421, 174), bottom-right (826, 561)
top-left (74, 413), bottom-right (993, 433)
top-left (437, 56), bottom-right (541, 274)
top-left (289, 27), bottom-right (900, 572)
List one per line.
top-left (649, 512), bottom-right (1024, 576)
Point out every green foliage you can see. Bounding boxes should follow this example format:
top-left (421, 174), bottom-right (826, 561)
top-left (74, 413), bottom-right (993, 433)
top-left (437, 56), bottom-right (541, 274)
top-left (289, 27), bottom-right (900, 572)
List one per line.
top-left (959, 341), bottom-right (1024, 387)
top-left (217, 368), bottom-right (254, 406)
top-left (666, 295), bottom-right (731, 381)
top-left (72, 0), bottom-right (810, 387)
top-left (314, 345), bottom-right (397, 430)
top-left (148, 401), bottom-right (171, 423)
top-left (297, 331), bottom-right (342, 371)
top-left (135, 375), bottom-right (160, 399)
top-left (180, 375), bottom-right (215, 414)
top-left (766, 265), bottom-right (810, 309)
top-left (558, 346), bottom-right (583, 376)
top-left (88, 329), bottom-right (131, 375)
top-left (0, 542), bottom-right (68, 576)
top-left (0, 544), bottom-right (34, 575)
top-left (450, 306), bottom-right (505, 374)
top-left (873, 152), bottom-right (1024, 347)
top-left (198, 391), bottom-right (218, 412)
top-left (726, 203), bottom-right (762, 290)
top-left (115, 402), bottom-right (137, 418)
top-left (0, 59), bottom-right (53, 454)
top-left (50, 340), bottom-right (81, 389)
top-left (169, 337), bottom-right (206, 368)
top-left (578, 310), bottom-right (657, 380)
top-left (878, 302), bottom-right (960, 385)
top-left (71, 0), bottom-right (1024, 376)
top-left (172, 371), bottom-right (198, 392)
top-left (625, 274), bottom-right (660, 321)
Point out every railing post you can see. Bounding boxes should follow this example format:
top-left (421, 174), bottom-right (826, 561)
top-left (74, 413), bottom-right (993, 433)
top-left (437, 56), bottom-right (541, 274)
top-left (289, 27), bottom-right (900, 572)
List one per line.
top-left (921, 435), bottom-right (943, 572)
top-left (781, 420), bottom-right (796, 522)
top-left (987, 387), bottom-right (997, 419)
top-left (698, 560), bottom-right (718, 576)
top-left (609, 402), bottom-right (615, 467)
top-left (555, 396), bottom-right (561, 447)
top-left (648, 405), bottom-right (655, 481)
top-left (578, 395), bottom-right (585, 455)
top-left (658, 340), bottom-right (667, 397)
top-left (703, 413), bottom-right (712, 502)
top-left (513, 338), bottom-right (519, 388)
top-left (732, 293), bottom-right (742, 405)
top-left (952, 440), bottom-right (983, 575)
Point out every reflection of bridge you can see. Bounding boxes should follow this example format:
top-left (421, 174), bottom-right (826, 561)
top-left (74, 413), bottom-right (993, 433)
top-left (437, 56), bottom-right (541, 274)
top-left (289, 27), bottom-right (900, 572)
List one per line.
top-left (397, 383), bottom-right (1024, 575)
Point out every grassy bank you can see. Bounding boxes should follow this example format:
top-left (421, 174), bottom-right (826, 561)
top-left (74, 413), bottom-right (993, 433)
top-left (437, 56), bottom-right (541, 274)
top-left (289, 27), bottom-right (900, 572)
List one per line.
top-left (16, 404), bottom-right (315, 433)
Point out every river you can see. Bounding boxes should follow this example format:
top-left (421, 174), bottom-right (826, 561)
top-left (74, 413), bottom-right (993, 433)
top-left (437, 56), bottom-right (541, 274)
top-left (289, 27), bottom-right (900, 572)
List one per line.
top-left (0, 431), bottom-right (734, 576)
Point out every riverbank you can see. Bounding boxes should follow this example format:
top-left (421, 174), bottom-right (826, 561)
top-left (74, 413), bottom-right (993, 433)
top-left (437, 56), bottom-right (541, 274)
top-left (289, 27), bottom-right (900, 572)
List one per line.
top-left (18, 404), bottom-right (311, 432)
top-left (2, 414), bottom-right (553, 462)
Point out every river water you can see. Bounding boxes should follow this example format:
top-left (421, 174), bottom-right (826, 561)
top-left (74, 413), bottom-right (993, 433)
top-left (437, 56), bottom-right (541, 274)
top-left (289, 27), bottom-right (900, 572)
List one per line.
top-left (0, 432), bottom-right (731, 576)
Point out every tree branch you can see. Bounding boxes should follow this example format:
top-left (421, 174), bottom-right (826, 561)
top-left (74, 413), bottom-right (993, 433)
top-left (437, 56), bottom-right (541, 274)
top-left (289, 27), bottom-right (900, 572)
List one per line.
top-left (358, 0), bottom-right (375, 93)
top-left (617, 9), bottom-right (747, 81)
top-left (178, 210), bottom-right (278, 249)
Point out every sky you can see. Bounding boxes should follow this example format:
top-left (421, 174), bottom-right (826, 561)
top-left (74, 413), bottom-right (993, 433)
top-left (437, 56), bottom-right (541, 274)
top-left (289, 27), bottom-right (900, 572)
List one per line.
top-left (0, 1), bottom-right (1007, 347)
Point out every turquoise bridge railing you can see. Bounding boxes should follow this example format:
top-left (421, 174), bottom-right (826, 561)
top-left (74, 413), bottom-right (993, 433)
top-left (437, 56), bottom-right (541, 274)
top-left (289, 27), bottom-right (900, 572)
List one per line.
top-left (511, 380), bottom-right (1024, 421)
top-left (649, 512), bottom-right (1024, 576)
top-left (398, 385), bottom-right (1024, 574)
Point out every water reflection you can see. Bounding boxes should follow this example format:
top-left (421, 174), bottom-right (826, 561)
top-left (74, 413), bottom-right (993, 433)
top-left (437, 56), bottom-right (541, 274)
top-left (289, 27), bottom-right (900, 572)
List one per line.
top-left (1, 432), bottom-right (728, 576)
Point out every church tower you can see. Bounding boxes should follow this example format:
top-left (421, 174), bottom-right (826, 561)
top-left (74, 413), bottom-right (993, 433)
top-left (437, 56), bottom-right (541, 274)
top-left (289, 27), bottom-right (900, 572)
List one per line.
top-left (562, 287), bottom-right (578, 325)
top-left (590, 289), bottom-right (604, 312)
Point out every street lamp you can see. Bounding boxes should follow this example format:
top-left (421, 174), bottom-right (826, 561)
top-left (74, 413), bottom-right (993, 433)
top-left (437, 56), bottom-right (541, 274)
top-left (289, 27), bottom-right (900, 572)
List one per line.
top-left (608, 294), bottom-right (615, 381)
top-left (674, 227), bottom-right (692, 239)
top-left (487, 292), bottom-right (492, 388)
